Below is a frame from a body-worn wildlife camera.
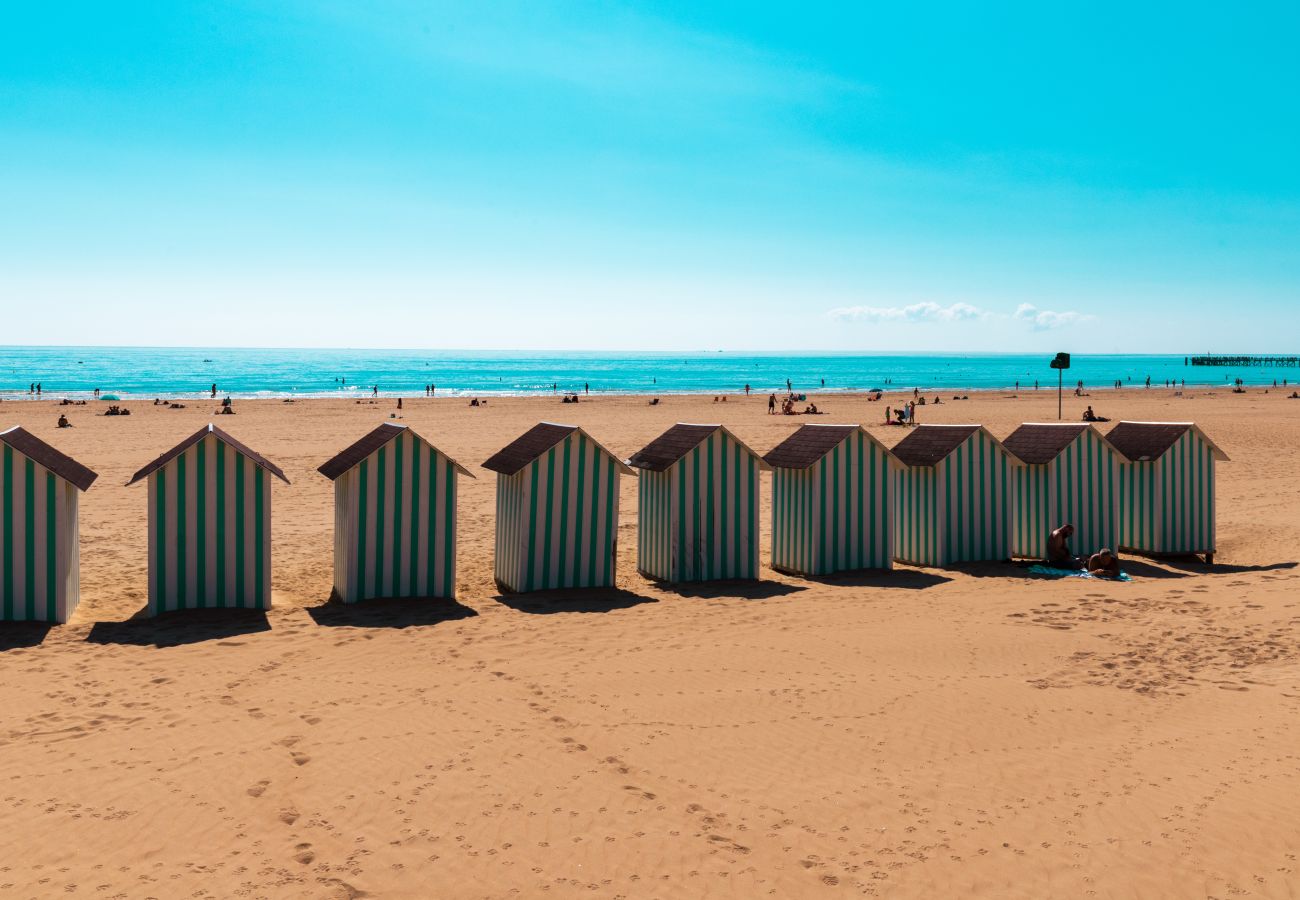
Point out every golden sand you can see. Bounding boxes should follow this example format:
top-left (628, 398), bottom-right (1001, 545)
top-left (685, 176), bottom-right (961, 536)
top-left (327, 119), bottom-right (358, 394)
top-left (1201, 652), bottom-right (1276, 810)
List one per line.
top-left (0, 387), bottom-right (1296, 898)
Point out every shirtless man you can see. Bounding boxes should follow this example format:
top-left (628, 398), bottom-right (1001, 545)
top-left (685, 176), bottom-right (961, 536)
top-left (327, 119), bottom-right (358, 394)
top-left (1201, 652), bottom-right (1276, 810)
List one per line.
top-left (1086, 548), bottom-right (1121, 578)
top-left (1046, 523), bottom-right (1077, 568)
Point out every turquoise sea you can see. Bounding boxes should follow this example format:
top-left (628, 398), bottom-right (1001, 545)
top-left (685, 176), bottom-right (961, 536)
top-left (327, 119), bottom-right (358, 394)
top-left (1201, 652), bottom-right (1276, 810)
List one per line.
top-left (0, 347), bottom-right (1287, 400)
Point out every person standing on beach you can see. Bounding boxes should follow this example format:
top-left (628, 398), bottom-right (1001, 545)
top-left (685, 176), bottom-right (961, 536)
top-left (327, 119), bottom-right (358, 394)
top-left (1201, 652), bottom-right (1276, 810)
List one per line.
top-left (744, 384), bottom-right (750, 396)
top-left (768, 393), bottom-right (776, 415)
top-left (786, 378), bottom-right (792, 393)
top-left (585, 382), bottom-right (589, 395)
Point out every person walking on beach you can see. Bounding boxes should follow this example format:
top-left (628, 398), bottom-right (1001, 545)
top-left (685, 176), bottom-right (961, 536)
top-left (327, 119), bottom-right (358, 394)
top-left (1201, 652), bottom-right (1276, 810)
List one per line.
top-left (584, 382), bottom-right (589, 395)
top-left (768, 393), bottom-right (776, 415)
top-left (744, 384), bottom-right (750, 396)
top-left (373, 385), bottom-right (378, 396)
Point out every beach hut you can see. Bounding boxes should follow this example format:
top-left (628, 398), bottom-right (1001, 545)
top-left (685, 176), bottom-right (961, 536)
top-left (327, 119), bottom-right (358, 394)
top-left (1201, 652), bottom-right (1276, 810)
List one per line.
top-left (318, 423), bottom-right (473, 603)
top-left (628, 424), bottom-right (767, 582)
top-left (127, 424), bottom-right (289, 615)
top-left (0, 427), bottom-right (98, 623)
top-left (1104, 421), bottom-right (1229, 562)
top-left (890, 424), bottom-right (1020, 567)
top-left (483, 423), bottom-right (633, 593)
top-left (1003, 423), bottom-right (1126, 560)
top-left (764, 424), bottom-right (896, 576)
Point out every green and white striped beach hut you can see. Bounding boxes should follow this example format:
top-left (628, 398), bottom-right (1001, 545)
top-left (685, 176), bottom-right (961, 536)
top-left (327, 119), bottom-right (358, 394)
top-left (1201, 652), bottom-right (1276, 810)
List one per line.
top-left (484, 423), bottom-right (633, 593)
top-left (127, 424), bottom-right (290, 616)
top-left (318, 423), bottom-right (474, 603)
top-left (1105, 421), bottom-right (1229, 562)
top-left (764, 424), bottom-right (897, 576)
top-left (1, 427), bottom-right (98, 623)
top-left (628, 424), bottom-right (767, 582)
top-left (890, 424), bottom-right (1021, 567)
top-left (1002, 423), bottom-right (1126, 560)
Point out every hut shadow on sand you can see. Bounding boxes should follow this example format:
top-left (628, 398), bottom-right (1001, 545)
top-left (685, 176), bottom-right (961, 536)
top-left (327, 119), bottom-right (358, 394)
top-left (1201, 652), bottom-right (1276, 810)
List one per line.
top-left (786, 568), bottom-right (952, 590)
top-left (87, 608), bottom-right (271, 647)
top-left (0, 622), bottom-right (55, 652)
top-left (308, 595), bottom-right (478, 629)
top-left (654, 580), bottom-right (805, 601)
top-left (494, 587), bottom-right (657, 615)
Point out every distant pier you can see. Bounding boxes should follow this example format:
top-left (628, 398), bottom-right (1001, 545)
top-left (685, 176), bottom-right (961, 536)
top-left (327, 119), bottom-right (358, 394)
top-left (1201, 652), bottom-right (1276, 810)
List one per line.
top-left (1189, 355), bottom-right (1300, 367)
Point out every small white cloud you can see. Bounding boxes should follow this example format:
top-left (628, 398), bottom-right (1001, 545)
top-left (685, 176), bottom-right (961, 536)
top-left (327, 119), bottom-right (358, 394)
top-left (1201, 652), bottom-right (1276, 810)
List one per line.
top-left (1013, 303), bottom-right (1093, 331)
top-left (828, 301), bottom-right (986, 324)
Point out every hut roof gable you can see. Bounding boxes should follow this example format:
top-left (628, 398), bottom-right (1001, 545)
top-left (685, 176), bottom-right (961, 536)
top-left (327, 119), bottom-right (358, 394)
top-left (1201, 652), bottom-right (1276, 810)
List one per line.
top-left (0, 426), bottom-right (98, 492)
top-left (483, 422), bottom-right (633, 476)
top-left (763, 424), bottom-right (893, 470)
top-left (126, 424), bottom-right (291, 486)
top-left (1105, 421), bottom-right (1229, 462)
top-left (891, 424), bottom-right (1019, 468)
top-left (1002, 423), bottom-right (1103, 465)
top-left (317, 422), bottom-right (473, 481)
top-left (628, 423), bottom-right (769, 472)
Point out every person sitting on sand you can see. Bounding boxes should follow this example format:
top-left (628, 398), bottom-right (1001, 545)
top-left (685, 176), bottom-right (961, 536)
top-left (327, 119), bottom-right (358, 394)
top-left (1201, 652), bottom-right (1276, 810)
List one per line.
top-left (57, 414), bottom-right (70, 428)
top-left (1046, 524), bottom-right (1078, 568)
top-left (1086, 548), bottom-right (1121, 578)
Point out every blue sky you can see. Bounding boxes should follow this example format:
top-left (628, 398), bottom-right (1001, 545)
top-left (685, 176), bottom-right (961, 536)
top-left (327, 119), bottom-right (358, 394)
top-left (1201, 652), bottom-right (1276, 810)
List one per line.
top-left (2, 2), bottom-right (1297, 351)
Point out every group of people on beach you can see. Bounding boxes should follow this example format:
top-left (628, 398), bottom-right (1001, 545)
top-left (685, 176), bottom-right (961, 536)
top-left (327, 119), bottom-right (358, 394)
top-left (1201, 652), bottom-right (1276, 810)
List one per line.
top-left (1046, 523), bottom-right (1121, 579)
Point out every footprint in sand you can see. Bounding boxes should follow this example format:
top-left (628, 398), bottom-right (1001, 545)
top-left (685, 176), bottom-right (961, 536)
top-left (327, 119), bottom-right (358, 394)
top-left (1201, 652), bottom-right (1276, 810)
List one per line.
top-left (293, 843), bottom-right (315, 864)
top-left (246, 780), bottom-right (270, 798)
top-left (279, 809), bottom-right (300, 825)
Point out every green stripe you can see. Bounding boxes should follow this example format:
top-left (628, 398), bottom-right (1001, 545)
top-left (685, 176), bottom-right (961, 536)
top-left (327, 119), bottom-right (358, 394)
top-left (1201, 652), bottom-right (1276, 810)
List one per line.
top-left (443, 459), bottom-right (455, 598)
top-left (604, 457), bottom-right (616, 584)
top-left (409, 443), bottom-right (420, 595)
top-left (156, 466), bottom-right (166, 611)
top-left (255, 467), bottom-right (265, 607)
top-left (427, 450), bottom-right (439, 594)
top-left (587, 449), bottom-right (600, 587)
top-left (175, 452), bottom-right (186, 609)
top-left (392, 435), bottom-right (404, 594)
top-left (525, 460), bottom-right (540, 592)
top-left (196, 439), bottom-right (207, 608)
top-left (540, 448), bottom-right (556, 589)
top-left (24, 458), bottom-right (35, 619)
top-left (574, 438), bottom-right (588, 583)
top-left (45, 473), bottom-right (56, 621)
top-left (234, 454), bottom-right (246, 606)
top-left (216, 441), bottom-right (226, 606)
top-left (374, 446), bottom-right (387, 597)
top-left (2, 445), bottom-right (11, 618)
top-left (557, 437), bottom-right (572, 585)
top-left (356, 459), bottom-right (369, 601)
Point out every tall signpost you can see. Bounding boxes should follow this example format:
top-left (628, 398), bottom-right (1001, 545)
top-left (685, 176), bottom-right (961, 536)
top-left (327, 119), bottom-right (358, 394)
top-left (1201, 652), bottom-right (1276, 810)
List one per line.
top-left (1050, 352), bottom-right (1070, 421)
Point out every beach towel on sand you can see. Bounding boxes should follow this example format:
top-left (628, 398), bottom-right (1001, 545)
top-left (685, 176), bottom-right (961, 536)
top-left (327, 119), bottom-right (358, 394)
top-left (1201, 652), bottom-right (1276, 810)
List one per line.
top-left (1027, 564), bottom-right (1131, 582)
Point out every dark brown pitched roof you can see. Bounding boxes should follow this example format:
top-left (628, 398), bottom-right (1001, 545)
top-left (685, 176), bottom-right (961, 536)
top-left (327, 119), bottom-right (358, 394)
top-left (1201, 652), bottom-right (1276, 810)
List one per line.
top-left (628, 424), bottom-right (720, 471)
top-left (1002, 423), bottom-right (1090, 465)
top-left (126, 424), bottom-right (291, 487)
top-left (764, 424), bottom-right (858, 469)
top-left (1104, 421), bottom-right (1190, 462)
top-left (482, 423), bottom-right (634, 476)
top-left (891, 424), bottom-right (982, 467)
top-left (0, 426), bottom-right (98, 492)
top-left (317, 423), bottom-right (473, 481)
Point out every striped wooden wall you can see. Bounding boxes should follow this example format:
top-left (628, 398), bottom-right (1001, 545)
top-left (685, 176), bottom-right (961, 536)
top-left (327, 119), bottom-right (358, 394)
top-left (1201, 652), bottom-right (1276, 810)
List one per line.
top-left (147, 434), bottom-right (271, 615)
top-left (332, 430), bottom-right (459, 603)
top-left (637, 429), bottom-right (760, 582)
top-left (894, 431), bottom-right (1012, 566)
top-left (771, 430), bottom-right (893, 576)
top-left (935, 430), bottom-right (1011, 564)
top-left (1, 444), bottom-right (80, 623)
top-left (1011, 430), bottom-right (1121, 559)
top-left (893, 465), bottom-right (939, 566)
top-left (1119, 431), bottom-right (1216, 554)
top-left (493, 430), bottom-right (621, 593)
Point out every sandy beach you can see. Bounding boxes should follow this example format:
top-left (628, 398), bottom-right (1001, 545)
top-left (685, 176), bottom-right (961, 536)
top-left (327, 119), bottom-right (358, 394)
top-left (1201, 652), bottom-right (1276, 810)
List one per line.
top-left (0, 386), bottom-right (1296, 899)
